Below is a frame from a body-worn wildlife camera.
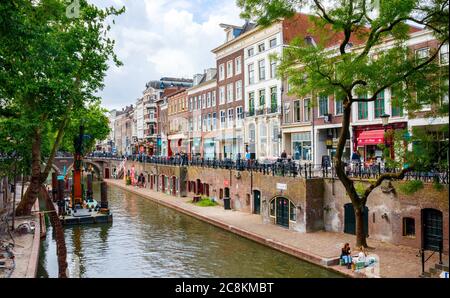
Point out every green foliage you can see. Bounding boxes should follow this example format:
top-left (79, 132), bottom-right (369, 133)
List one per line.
top-left (398, 180), bottom-right (424, 195)
top-left (59, 102), bottom-right (111, 154)
top-left (354, 181), bottom-right (366, 197)
top-left (432, 181), bottom-right (444, 191)
top-left (194, 197), bottom-right (219, 207)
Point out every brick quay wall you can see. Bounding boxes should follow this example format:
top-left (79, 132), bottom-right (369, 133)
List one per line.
top-left (121, 161), bottom-right (449, 254)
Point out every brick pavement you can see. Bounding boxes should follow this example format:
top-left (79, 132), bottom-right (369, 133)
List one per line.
top-left (105, 179), bottom-right (448, 278)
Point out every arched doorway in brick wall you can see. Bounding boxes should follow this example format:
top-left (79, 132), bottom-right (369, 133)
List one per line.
top-left (253, 190), bottom-right (261, 214)
top-left (269, 196), bottom-right (297, 229)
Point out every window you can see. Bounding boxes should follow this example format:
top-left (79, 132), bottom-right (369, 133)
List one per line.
top-left (259, 123), bottom-right (267, 157)
top-left (189, 118), bottom-right (193, 132)
top-left (212, 112), bottom-right (217, 130)
top-left (197, 115), bottom-right (202, 132)
top-left (197, 96), bottom-right (201, 109)
top-left (207, 113), bottom-right (211, 131)
top-left (391, 87), bottom-right (404, 117)
top-left (318, 95), bottom-right (329, 116)
top-left (270, 86), bottom-right (277, 113)
top-left (269, 38), bottom-right (277, 48)
top-left (219, 64), bottom-right (225, 80)
top-left (441, 43), bottom-right (449, 64)
top-left (248, 47), bottom-right (254, 57)
top-left (271, 123), bottom-right (280, 156)
top-left (248, 92), bottom-right (255, 115)
top-left (236, 106), bottom-right (243, 127)
top-left (258, 43), bottom-right (265, 52)
top-left (202, 94), bottom-right (206, 109)
top-left (227, 108), bottom-right (234, 128)
top-left (235, 80), bottom-right (242, 100)
top-left (248, 63), bottom-right (255, 84)
top-left (270, 199), bottom-right (275, 217)
top-left (219, 87), bottom-right (225, 105)
top-left (227, 60), bottom-right (233, 78)
top-left (403, 217), bottom-right (415, 237)
top-left (335, 98), bottom-right (343, 115)
top-left (294, 100), bottom-right (301, 122)
top-left (235, 56), bottom-right (242, 74)
top-left (357, 93), bottom-right (368, 120)
top-left (374, 90), bottom-right (385, 118)
top-left (289, 202), bottom-right (296, 221)
top-left (270, 59), bottom-right (277, 79)
top-left (283, 103), bottom-right (290, 124)
top-left (227, 83), bottom-right (234, 103)
top-left (258, 59), bottom-right (266, 81)
top-left (220, 110), bottom-right (226, 128)
top-left (237, 106), bottom-right (244, 120)
top-left (207, 92), bottom-right (211, 107)
top-left (304, 98), bottom-right (310, 121)
top-left (416, 47), bottom-right (429, 61)
top-left (259, 89), bottom-right (265, 107)
top-left (212, 91), bottom-right (216, 107)
top-left (292, 132), bottom-right (312, 161)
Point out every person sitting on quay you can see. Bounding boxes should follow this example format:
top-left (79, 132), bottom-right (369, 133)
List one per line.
top-left (340, 243), bottom-right (352, 269)
top-left (352, 246), bottom-right (377, 271)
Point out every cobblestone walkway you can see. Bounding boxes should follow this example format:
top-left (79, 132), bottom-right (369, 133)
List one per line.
top-left (105, 179), bottom-right (448, 278)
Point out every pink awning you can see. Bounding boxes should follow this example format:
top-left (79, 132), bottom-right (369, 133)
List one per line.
top-left (357, 130), bottom-right (385, 146)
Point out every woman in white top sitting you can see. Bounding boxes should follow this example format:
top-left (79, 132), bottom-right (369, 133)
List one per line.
top-left (355, 246), bottom-right (376, 267)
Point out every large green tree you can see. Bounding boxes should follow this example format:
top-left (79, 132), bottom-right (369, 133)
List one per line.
top-left (0, 0), bottom-right (123, 215)
top-left (238, 0), bottom-right (449, 247)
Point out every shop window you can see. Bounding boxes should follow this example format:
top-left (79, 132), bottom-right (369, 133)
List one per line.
top-left (289, 202), bottom-right (297, 222)
top-left (270, 199), bottom-right (275, 217)
top-left (403, 217), bottom-right (415, 237)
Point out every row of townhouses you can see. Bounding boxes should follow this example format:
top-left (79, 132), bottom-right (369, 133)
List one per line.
top-left (100, 13), bottom-right (449, 167)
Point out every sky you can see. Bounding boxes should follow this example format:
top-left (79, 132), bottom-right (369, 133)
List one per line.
top-left (89, 0), bottom-right (244, 111)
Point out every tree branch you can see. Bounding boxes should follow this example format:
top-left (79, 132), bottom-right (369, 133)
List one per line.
top-left (313, 0), bottom-right (336, 24)
top-left (361, 167), bottom-right (411, 205)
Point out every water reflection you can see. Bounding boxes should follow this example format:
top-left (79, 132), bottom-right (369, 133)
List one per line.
top-left (38, 184), bottom-right (341, 278)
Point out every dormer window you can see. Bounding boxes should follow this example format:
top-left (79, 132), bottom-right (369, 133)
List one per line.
top-left (226, 30), bottom-right (233, 42)
top-left (304, 36), bottom-right (316, 47)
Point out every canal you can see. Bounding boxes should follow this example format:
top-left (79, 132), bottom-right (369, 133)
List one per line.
top-left (38, 183), bottom-right (341, 278)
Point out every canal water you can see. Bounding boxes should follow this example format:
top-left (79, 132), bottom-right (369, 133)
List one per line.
top-left (38, 183), bottom-right (341, 278)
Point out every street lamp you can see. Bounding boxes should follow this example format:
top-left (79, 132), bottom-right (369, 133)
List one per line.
top-left (381, 114), bottom-right (390, 127)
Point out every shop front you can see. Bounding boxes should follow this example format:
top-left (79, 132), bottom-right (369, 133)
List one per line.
top-left (315, 127), bottom-right (350, 166)
top-left (353, 122), bottom-right (407, 164)
top-left (168, 134), bottom-right (188, 156)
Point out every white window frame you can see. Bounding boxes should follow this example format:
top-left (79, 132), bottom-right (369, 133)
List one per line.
top-left (235, 56), bottom-right (242, 74)
top-left (219, 64), bottom-right (225, 81)
top-left (227, 60), bottom-right (233, 78)
top-left (248, 63), bottom-right (255, 85)
top-left (212, 91), bottom-right (217, 107)
top-left (440, 43), bottom-right (449, 65)
top-left (258, 42), bottom-right (265, 53)
top-left (227, 83), bottom-right (234, 103)
top-left (219, 86), bottom-right (225, 105)
top-left (227, 108), bottom-right (234, 128)
top-left (258, 59), bottom-right (266, 81)
top-left (235, 80), bottom-right (242, 100)
top-left (269, 38), bottom-right (277, 48)
top-left (220, 110), bottom-right (226, 128)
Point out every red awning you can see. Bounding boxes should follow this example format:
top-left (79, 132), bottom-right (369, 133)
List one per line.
top-left (357, 130), bottom-right (385, 146)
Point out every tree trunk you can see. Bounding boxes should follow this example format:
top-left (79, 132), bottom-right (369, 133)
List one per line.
top-left (354, 204), bottom-right (368, 248)
top-left (334, 100), bottom-right (369, 247)
top-left (15, 129), bottom-right (42, 216)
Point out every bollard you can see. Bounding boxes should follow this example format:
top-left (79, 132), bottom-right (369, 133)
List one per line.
top-left (100, 182), bottom-right (109, 211)
top-left (87, 173), bottom-right (93, 199)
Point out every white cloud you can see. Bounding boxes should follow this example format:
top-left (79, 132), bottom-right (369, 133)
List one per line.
top-left (89, 0), bottom-right (243, 110)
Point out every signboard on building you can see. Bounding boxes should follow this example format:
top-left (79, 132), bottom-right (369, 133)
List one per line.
top-left (277, 183), bottom-right (287, 191)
